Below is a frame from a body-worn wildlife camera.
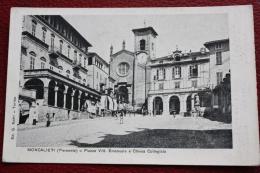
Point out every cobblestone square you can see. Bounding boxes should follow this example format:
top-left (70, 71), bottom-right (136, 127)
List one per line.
top-left (17, 115), bottom-right (232, 148)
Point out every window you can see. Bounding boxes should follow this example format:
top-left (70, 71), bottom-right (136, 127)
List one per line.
top-left (175, 55), bottom-right (181, 61)
top-left (156, 69), bottom-right (159, 80)
top-left (158, 83), bottom-right (164, 90)
top-left (66, 70), bottom-right (70, 77)
top-left (58, 66), bottom-right (63, 70)
top-left (189, 65), bottom-right (198, 78)
top-left (30, 57), bottom-right (35, 69)
top-left (217, 72), bottom-right (223, 85)
top-left (117, 62), bottom-right (130, 76)
top-left (84, 57), bottom-right (86, 68)
top-left (50, 34), bottom-right (55, 51)
top-left (175, 82), bottom-right (180, 89)
top-left (32, 20), bottom-right (37, 36)
top-left (97, 72), bottom-right (98, 79)
top-left (157, 68), bottom-right (165, 80)
top-left (59, 40), bottom-right (63, 53)
top-left (42, 27), bottom-right (46, 43)
top-left (163, 68), bottom-right (166, 79)
top-left (67, 46), bottom-right (70, 58)
top-left (29, 51), bottom-right (36, 70)
top-left (173, 66), bottom-right (181, 79)
top-left (192, 80), bottom-right (197, 88)
top-left (215, 43), bottom-right (222, 50)
top-left (140, 39), bottom-right (146, 50)
top-left (41, 62), bottom-right (45, 69)
top-left (152, 43), bottom-right (154, 50)
top-left (216, 52), bottom-right (222, 65)
top-left (74, 50), bottom-right (77, 62)
top-left (79, 54), bottom-right (82, 64)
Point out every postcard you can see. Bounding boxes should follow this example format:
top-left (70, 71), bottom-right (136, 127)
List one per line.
top-left (2, 5), bottom-right (259, 165)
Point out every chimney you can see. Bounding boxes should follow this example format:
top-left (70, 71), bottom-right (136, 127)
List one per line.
top-left (110, 45), bottom-right (113, 56)
top-left (122, 40), bottom-right (126, 50)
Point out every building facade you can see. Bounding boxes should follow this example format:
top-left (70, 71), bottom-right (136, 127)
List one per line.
top-left (204, 39), bottom-right (231, 116)
top-left (19, 15), bottom-right (103, 123)
top-left (109, 27), bottom-right (157, 110)
top-left (147, 48), bottom-right (211, 116)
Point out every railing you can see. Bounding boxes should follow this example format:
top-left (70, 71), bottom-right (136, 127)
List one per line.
top-left (48, 46), bottom-right (60, 58)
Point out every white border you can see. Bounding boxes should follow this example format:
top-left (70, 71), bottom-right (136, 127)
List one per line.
top-left (2, 5), bottom-right (260, 165)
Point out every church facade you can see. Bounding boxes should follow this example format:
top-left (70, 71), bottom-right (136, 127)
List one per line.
top-left (109, 27), bottom-right (157, 110)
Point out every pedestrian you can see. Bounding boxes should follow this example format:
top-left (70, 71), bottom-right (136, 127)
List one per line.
top-left (31, 102), bottom-right (39, 125)
top-left (120, 110), bottom-right (124, 124)
top-left (46, 113), bottom-right (51, 127)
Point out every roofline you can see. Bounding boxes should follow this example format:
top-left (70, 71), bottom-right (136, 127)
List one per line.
top-left (151, 51), bottom-right (210, 61)
top-left (36, 15), bottom-right (92, 47)
top-left (204, 38), bottom-right (229, 47)
top-left (110, 49), bottom-right (134, 57)
top-left (59, 16), bottom-right (92, 47)
top-left (132, 26), bottom-right (158, 36)
top-left (88, 52), bottom-right (109, 66)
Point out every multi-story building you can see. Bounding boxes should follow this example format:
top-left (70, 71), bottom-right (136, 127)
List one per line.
top-left (19, 15), bottom-right (102, 123)
top-left (204, 39), bottom-right (231, 115)
top-left (147, 48), bottom-right (211, 116)
top-left (86, 52), bottom-right (110, 92)
top-left (86, 52), bottom-right (117, 115)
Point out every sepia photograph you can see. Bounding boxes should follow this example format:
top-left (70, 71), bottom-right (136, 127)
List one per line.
top-left (17, 13), bottom-right (232, 148)
top-left (2, 6), bottom-right (259, 165)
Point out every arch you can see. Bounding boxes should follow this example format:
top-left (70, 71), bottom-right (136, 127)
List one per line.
top-left (24, 78), bottom-right (44, 99)
top-left (58, 66), bottom-right (63, 70)
top-left (57, 83), bottom-right (65, 108)
top-left (73, 90), bottom-right (79, 111)
top-left (140, 39), bottom-right (146, 50)
top-left (117, 86), bottom-right (129, 103)
top-left (66, 70), bottom-right (70, 74)
top-left (169, 95), bottom-right (180, 114)
top-left (48, 80), bottom-right (56, 106)
top-left (153, 96), bottom-right (163, 115)
top-left (66, 87), bottom-right (73, 109)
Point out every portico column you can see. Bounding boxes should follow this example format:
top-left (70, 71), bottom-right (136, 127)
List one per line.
top-left (63, 86), bottom-right (68, 109)
top-left (71, 90), bottom-right (75, 110)
top-left (54, 86), bottom-right (59, 107)
top-left (163, 95), bottom-right (170, 116)
top-left (42, 78), bottom-right (50, 106)
top-left (147, 96), bottom-right (153, 115)
top-left (180, 95), bottom-right (187, 116)
top-left (78, 91), bottom-right (82, 111)
top-left (191, 94), bottom-right (195, 111)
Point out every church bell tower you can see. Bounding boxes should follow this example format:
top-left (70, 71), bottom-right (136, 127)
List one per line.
top-left (132, 26), bottom-right (158, 60)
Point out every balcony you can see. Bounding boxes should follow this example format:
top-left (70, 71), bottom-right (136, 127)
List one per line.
top-left (72, 60), bottom-right (81, 70)
top-left (48, 46), bottom-right (60, 59)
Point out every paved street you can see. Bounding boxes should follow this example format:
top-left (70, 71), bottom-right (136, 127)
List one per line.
top-left (17, 115), bottom-right (232, 148)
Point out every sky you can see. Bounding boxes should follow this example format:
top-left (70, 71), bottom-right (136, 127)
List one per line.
top-left (64, 14), bottom-right (228, 63)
